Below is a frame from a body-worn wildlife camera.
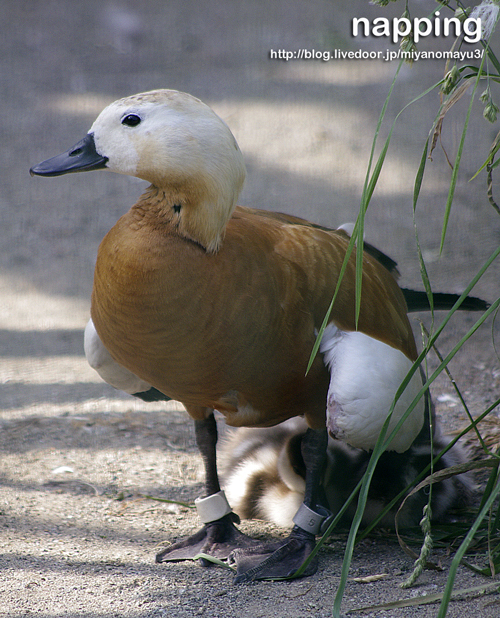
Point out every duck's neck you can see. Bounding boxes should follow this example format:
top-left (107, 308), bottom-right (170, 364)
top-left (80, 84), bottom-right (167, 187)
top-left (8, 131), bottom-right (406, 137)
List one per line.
top-left (132, 184), bottom-right (234, 253)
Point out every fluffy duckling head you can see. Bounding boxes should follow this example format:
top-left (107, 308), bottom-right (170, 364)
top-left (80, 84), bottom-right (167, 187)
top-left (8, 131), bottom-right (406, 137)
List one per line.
top-left (32, 89), bottom-right (246, 252)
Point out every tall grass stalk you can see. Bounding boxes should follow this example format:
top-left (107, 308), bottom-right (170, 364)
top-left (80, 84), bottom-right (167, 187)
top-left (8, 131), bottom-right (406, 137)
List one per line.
top-left (439, 41), bottom-right (488, 252)
top-left (308, 69), bottom-right (445, 370)
top-left (332, 295), bottom-right (499, 617)
top-left (327, 14), bottom-right (500, 613)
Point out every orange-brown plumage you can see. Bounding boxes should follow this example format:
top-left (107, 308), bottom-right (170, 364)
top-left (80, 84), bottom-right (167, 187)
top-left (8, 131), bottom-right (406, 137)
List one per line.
top-left (91, 185), bottom-right (416, 431)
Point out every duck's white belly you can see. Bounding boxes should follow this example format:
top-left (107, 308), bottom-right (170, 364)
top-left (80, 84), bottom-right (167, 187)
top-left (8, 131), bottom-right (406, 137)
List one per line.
top-left (320, 324), bottom-right (424, 453)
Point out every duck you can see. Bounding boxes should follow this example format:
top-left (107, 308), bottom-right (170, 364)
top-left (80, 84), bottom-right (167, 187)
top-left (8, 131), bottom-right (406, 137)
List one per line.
top-left (29, 89), bottom-right (478, 582)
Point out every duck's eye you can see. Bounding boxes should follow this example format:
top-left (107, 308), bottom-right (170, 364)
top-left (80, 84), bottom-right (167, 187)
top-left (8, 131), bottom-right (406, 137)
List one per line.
top-left (121, 114), bottom-right (141, 127)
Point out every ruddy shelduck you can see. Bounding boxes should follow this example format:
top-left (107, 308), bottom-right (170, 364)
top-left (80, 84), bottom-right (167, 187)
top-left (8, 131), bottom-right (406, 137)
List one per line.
top-left (31, 89), bottom-right (466, 581)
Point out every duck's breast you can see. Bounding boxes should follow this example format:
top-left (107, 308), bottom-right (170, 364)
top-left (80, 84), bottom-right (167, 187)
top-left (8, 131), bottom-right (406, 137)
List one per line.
top-left (90, 208), bottom-right (330, 425)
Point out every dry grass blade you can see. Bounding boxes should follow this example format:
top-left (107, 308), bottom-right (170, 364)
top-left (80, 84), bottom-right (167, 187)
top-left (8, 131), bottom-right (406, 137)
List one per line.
top-left (346, 581), bottom-right (500, 614)
top-left (459, 414), bottom-right (500, 455)
top-left (140, 493), bottom-right (195, 509)
top-left (349, 573), bottom-right (388, 583)
top-left (429, 81), bottom-right (470, 161)
top-left (472, 128), bottom-right (500, 215)
top-left (487, 162), bottom-right (500, 215)
top-left (395, 460), bottom-right (500, 565)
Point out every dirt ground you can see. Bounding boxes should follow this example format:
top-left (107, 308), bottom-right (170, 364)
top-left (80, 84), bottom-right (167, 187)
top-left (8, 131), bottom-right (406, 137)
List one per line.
top-left (1, 1), bottom-right (499, 616)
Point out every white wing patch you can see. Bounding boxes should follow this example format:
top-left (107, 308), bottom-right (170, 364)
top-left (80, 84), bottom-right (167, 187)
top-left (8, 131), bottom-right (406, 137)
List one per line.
top-left (84, 318), bottom-right (152, 395)
top-left (320, 324), bottom-right (424, 453)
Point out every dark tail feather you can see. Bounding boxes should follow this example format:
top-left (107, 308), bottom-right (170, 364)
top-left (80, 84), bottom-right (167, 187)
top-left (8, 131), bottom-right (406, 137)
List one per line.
top-left (363, 241), bottom-right (400, 277)
top-left (359, 240), bottom-right (490, 312)
top-left (402, 288), bottom-right (490, 313)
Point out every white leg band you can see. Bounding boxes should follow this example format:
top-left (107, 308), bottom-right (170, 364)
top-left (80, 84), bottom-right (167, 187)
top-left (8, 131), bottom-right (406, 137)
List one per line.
top-left (292, 503), bottom-right (334, 536)
top-left (195, 490), bottom-right (232, 523)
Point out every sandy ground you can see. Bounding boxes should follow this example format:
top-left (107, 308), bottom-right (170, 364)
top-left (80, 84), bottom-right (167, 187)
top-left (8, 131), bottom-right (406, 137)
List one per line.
top-left (1, 0), bottom-right (499, 616)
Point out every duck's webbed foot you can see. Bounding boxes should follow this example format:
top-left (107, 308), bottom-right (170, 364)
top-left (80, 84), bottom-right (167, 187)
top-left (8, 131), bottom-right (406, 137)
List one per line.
top-left (229, 501), bottom-right (333, 583)
top-left (156, 512), bottom-right (255, 564)
top-left (229, 525), bottom-right (317, 583)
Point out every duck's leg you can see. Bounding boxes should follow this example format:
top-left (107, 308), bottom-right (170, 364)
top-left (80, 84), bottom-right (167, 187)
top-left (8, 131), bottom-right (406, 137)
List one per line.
top-left (156, 409), bottom-right (254, 564)
top-left (229, 426), bottom-right (330, 582)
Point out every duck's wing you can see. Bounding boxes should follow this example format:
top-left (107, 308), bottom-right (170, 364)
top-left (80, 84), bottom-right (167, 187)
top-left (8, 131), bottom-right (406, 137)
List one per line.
top-left (231, 209), bottom-right (424, 452)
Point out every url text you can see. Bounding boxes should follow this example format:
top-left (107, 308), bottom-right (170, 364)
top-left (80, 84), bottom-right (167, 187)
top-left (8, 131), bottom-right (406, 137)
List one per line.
top-left (269, 48), bottom-right (484, 62)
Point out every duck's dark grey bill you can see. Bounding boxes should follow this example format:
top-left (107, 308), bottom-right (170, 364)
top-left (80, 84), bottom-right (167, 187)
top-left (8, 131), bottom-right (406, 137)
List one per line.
top-left (30, 133), bottom-right (108, 177)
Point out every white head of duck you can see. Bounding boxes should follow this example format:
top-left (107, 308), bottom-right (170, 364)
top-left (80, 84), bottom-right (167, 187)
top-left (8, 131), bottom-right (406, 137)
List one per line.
top-left (31, 90), bottom-right (247, 252)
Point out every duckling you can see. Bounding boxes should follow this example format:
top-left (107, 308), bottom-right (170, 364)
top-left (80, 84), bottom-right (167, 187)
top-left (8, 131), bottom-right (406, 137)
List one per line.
top-left (220, 410), bottom-right (473, 531)
top-left (29, 89), bottom-right (462, 582)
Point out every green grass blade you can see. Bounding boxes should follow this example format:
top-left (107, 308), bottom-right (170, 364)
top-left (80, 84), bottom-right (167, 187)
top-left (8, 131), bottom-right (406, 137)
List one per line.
top-left (332, 245), bottom-right (499, 616)
top-left (351, 60), bottom-right (403, 330)
top-left (412, 137), bottom-right (435, 320)
top-left (309, 74), bottom-right (444, 373)
top-left (470, 128), bottom-right (500, 180)
top-left (480, 33), bottom-right (500, 76)
top-left (306, 229), bottom-right (358, 373)
top-left (192, 553), bottom-right (236, 571)
top-left (440, 49), bottom-right (488, 253)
